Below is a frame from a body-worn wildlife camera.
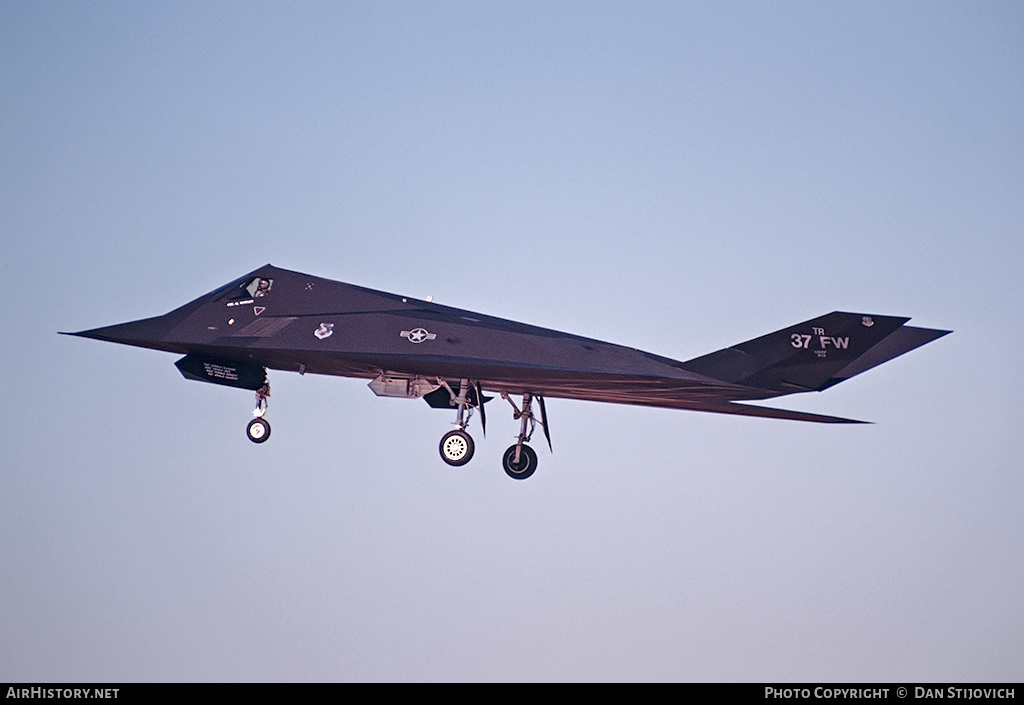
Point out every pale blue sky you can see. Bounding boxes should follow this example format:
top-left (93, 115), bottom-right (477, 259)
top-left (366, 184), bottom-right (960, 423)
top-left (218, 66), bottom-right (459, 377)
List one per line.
top-left (2, 1), bottom-right (1021, 682)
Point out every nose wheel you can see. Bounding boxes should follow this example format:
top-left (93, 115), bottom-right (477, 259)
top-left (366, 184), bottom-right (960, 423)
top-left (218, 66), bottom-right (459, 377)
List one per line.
top-left (246, 382), bottom-right (271, 444)
top-left (247, 417), bottom-right (271, 443)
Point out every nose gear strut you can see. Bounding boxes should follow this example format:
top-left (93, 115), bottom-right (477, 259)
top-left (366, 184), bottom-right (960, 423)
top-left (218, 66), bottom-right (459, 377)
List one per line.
top-left (246, 382), bottom-right (271, 443)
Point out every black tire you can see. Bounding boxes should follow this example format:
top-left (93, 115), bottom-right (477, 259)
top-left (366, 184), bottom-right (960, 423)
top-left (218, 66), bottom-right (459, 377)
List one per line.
top-left (246, 417), bottom-right (271, 444)
top-left (439, 429), bottom-right (474, 466)
top-left (502, 444), bottom-right (538, 480)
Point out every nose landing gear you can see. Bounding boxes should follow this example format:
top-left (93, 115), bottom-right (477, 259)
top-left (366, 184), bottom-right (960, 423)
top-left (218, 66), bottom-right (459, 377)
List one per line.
top-left (245, 382), bottom-right (271, 443)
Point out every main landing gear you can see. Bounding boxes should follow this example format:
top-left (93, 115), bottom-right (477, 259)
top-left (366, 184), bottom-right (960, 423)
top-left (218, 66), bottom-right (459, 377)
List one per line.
top-left (439, 429), bottom-right (474, 466)
top-left (434, 380), bottom-right (550, 480)
top-left (437, 378), bottom-right (480, 466)
top-left (245, 382), bottom-right (271, 443)
top-left (499, 392), bottom-right (548, 480)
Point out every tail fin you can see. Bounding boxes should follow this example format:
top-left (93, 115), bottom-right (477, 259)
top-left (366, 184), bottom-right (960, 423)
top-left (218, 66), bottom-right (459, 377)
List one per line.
top-left (681, 312), bottom-right (950, 394)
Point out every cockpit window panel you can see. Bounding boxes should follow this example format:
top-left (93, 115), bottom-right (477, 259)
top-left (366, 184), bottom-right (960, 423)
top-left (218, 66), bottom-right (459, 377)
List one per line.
top-left (246, 278), bottom-right (273, 298)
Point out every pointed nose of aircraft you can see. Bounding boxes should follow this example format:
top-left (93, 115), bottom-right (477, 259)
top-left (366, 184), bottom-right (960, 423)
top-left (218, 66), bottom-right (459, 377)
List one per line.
top-left (61, 315), bottom-right (177, 351)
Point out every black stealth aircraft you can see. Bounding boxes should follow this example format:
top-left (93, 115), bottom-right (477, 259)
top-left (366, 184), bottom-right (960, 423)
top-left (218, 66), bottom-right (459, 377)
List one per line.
top-left (66, 265), bottom-right (950, 479)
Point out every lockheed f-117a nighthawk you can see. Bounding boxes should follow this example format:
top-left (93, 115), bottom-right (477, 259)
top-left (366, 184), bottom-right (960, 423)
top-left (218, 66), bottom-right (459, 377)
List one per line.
top-left (65, 265), bottom-right (950, 480)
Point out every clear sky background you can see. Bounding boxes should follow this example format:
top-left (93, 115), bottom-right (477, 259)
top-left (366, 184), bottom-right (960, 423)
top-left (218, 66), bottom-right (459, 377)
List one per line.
top-left (2, 1), bottom-right (1021, 682)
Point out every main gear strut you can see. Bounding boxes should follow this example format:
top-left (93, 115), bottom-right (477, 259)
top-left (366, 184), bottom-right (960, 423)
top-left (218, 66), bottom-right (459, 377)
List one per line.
top-left (437, 378), bottom-right (476, 466)
top-left (500, 392), bottom-right (550, 480)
